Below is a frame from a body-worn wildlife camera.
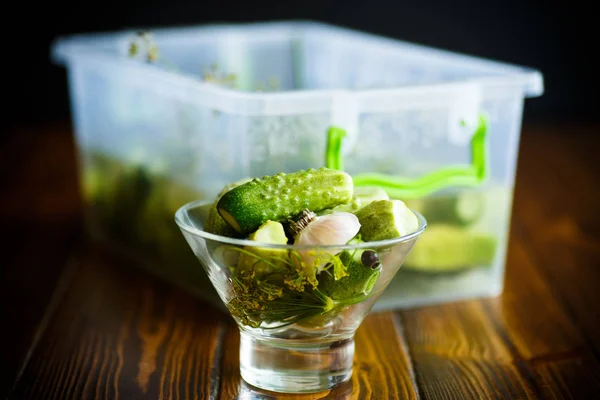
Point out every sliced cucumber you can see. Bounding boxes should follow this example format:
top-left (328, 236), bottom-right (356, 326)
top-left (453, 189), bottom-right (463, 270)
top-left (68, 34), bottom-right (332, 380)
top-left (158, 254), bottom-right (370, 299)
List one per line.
top-left (419, 191), bottom-right (485, 227)
top-left (404, 224), bottom-right (498, 272)
top-left (238, 220), bottom-right (290, 277)
top-left (322, 186), bottom-right (390, 214)
top-left (355, 200), bottom-right (419, 242)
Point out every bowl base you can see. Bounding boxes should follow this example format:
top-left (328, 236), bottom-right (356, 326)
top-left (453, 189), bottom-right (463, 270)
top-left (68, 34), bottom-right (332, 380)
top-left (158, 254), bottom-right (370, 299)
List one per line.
top-left (239, 331), bottom-right (354, 394)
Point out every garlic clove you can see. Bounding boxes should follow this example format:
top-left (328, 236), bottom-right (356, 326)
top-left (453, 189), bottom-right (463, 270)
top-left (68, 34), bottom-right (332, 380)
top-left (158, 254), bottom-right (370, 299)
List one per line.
top-left (296, 212), bottom-right (361, 246)
top-left (294, 212), bottom-right (361, 272)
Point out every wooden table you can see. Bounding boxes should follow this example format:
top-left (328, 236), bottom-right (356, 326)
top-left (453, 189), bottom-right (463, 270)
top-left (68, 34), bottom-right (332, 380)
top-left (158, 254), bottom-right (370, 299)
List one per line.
top-left (2, 122), bottom-right (599, 399)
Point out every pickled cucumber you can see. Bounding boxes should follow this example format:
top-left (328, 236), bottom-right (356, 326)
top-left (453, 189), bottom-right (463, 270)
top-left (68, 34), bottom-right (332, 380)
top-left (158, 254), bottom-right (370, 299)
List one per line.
top-left (321, 186), bottom-right (390, 214)
top-left (205, 207), bottom-right (237, 237)
top-left (110, 164), bottom-right (154, 241)
top-left (406, 192), bottom-right (484, 227)
top-left (355, 200), bottom-right (419, 242)
top-left (353, 186), bottom-right (390, 206)
top-left (205, 177), bottom-right (252, 237)
top-left (217, 177), bottom-right (253, 198)
top-left (137, 176), bottom-right (202, 251)
top-left (318, 250), bottom-right (381, 300)
top-left (238, 220), bottom-right (289, 277)
top-left (217, 168), bottom-right (354, 235)
top-left (403, 224), bottom-right (498, 272)
top-left (81, 154), bottom-right (125, 224)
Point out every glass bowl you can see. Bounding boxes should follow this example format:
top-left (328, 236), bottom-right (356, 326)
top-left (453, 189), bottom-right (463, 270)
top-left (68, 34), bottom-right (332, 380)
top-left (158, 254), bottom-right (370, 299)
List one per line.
top-left (175, 200), bottom-right (426, 393)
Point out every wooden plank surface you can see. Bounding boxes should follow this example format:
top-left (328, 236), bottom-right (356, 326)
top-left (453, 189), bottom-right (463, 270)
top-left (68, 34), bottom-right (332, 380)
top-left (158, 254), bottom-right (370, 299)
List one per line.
top-left (3, 123), bottom-right (600, 399)
top-left (512, 128), bottom-right (600, 357)
top-left (400, 232), bottom-right (600, 400)
top-left (400, 299), bottom-right (539, 399)
top-left (10, 246), bottom-right (230, 400)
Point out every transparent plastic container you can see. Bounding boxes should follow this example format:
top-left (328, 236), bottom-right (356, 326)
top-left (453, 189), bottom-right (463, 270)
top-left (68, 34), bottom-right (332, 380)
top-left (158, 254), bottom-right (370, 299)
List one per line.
top-left (51, 21), bottom-right (543, 311)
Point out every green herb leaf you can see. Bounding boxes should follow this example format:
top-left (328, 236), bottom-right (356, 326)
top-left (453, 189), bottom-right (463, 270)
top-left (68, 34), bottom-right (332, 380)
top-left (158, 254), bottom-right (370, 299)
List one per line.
top-left (220, 245), bottom-right (343, 328)
top-left (330, 254), bottom-right (349, 280)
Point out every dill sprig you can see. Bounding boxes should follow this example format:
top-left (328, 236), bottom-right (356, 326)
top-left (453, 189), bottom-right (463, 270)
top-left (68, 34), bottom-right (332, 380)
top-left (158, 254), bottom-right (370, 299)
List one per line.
top-left (222, 246), bottom-right (356, 329)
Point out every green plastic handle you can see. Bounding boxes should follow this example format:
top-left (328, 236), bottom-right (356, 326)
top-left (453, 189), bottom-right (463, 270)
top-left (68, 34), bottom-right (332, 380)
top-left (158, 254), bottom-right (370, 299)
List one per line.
top-left (325, 114), bottom-right (489, 199)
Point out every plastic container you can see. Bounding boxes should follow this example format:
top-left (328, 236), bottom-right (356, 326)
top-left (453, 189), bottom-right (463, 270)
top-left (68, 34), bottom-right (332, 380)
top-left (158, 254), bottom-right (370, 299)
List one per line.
top-left (51, 21), bottom-right (543, 311)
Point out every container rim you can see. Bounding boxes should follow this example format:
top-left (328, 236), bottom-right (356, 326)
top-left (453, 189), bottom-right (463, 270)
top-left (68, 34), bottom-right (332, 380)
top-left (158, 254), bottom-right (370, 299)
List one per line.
top-left (50, 20), bottom-right (544, 116)
top-left (174, 199), bottom-right (427, 250)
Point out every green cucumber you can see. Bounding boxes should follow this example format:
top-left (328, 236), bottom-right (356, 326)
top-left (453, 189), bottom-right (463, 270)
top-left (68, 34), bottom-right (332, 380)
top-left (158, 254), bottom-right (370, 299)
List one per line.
top-left (81, 154), bottom-right (125, 224)
top-left (321, 186), bottom-right (390, 214)
top-left (355, 200), bottom-right (419, 242)
top-left (138, 176), bottom-right (202, 250)
top-left (110, 164), bottom-right (153, 240)
top-left (218, 177), bottom-right (253, 198)
top-left (247, 220), bottom-right (288, 244)
top-left (403, 224), bottom-right (498, 272)
top-left (205, 207), bottom-right (237, 237)
top-left (353, 186), bottom-right (390, 205)
top-left (217, 168), bottom-right (354, 235)
top-left (238, 220), bottom-right (289, 277)
top-left (318, 250), bottom-right (381, 301)
top-left (418, 192), bottom-right (484, 227)
top-left (205, 177), bottom-right (252, 237)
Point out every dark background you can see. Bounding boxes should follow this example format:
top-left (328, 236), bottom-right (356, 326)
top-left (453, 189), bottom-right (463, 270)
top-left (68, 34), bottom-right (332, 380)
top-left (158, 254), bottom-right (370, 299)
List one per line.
top-left (4, 0), bottom-right (597, 132)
